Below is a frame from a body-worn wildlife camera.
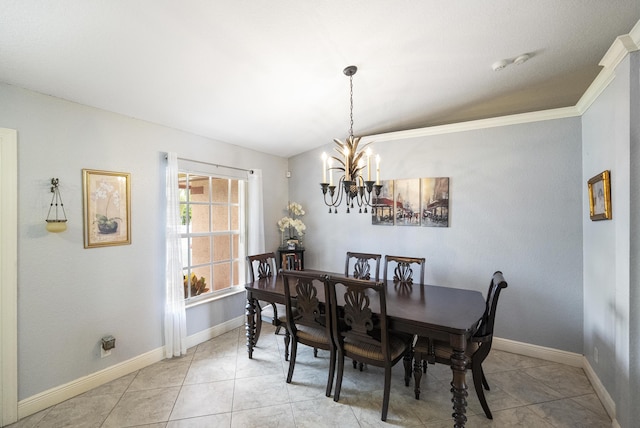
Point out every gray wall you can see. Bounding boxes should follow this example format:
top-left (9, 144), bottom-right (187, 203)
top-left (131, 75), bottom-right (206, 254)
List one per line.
top-left (0, 82), bottom-right (289, 400)
top-left (288, 117), bottom-right (584, 352)
top-left (582, 52), bottom-right (639, 428)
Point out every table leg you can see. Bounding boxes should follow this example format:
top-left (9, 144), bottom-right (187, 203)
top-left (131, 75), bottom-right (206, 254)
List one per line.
top-left (403, 352), bottom-right (412, 387)
top-left (413, 354), bottom-right (423, 399)
top-left (450, 348), bottom-right (469, 428)
top-left (245, 296), bottom-right (256, 359)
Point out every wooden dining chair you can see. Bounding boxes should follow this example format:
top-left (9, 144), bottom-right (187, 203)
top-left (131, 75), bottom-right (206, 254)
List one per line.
top-left (246, 252), bottom-right (289, 352)
top-left (327, 275), bottom-right (412, 421)
top-left (411, 271), bottom-right (508, 419)
top-left (345, 251), bottom-right (381, 281)
top-left (383, 255), bottom-right (425, 286)
top-left (344, 252), bottom-right (383, 370)
top-left (281, 270), bottom-right (336, 397)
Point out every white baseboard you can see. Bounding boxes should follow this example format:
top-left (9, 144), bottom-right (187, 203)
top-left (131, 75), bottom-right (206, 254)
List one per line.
top-left (493, 337), bottom-right (617, 426)
top-left (185, 316), bottom-right (245, 349)
top-left (493, 337), bottom-right (583, 367)
top-left (582, 356), bottom-right (617, 425)
top-left (17, 315), bottom-right (245, 420)
top-left (18, 346), bottom-right (165, 419)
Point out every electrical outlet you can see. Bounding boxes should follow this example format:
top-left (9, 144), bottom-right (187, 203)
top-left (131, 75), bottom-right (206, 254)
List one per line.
top-left (286, 171), bottom-right (291, 178)
top-left (101, 348), bottom-right (111, 358)
top-left (594, 346), bottom-right (599, 363)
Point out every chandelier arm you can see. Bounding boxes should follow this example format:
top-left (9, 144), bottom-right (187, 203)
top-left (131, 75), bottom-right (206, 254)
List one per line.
top-left (322, 186), bottom-right (339, 207)
top-left (321, 176), bottom-right (348, 208)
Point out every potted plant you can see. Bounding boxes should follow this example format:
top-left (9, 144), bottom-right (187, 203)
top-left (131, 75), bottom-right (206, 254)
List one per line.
top-left (183, 273), bottom-right (209, 297)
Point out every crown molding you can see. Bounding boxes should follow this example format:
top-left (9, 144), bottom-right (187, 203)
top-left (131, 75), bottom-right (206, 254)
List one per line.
top-left (361, 106), bottom-right (580, 144)
top-left (574, 20), bottom-right (639, 115)
top-left (600, 35), bottom-right (639, 70)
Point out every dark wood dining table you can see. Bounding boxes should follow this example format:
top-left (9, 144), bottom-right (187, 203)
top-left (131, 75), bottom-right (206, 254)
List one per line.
top-left (244, 270), bottom-right (486, 428)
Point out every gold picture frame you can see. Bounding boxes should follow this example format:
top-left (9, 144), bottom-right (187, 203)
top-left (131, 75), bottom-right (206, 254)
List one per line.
top-left (83, 169), bottom-right (131, 248)
top-left (588, 170), bottom-right (611, 221)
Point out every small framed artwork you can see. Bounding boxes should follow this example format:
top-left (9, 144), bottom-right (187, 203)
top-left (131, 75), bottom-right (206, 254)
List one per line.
top-left (83, 169), bottom-right (131, 248)
top-left (588, 170), bottom-right (611, 221)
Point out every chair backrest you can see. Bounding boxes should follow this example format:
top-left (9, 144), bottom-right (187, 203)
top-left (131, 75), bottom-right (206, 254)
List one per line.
top-left (344, 252), bottom-right (381, 281)
top-left (327, 275), bottom-right (391, 361)
top-left (282, 270), bottom-right (330, 336)
top-left (246, 252), bottom-right (277, 282)
top-left (383, 255), bottom-right (425, 286)
top-left (475, 271), bottom-right (508, 340)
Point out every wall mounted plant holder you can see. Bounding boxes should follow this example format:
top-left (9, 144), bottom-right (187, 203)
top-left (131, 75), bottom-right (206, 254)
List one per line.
top-left (46, 178), bottom-right (68, 232)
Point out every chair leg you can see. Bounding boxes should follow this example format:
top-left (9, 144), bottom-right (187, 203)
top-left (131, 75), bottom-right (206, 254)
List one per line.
top-left (381, 366), bottom-right (392, 421)
top-left (334, 351), bottom-right (345, 402)
top-left (314, 348), bottom-right (318, 357)
top-left (326, 349), bottom-right (336, 397)
top-left (472, 361), bottom-right (493, 419)
top-left (403, 352), bottom-right (412, 387)
top-left (413, 356), bottom-right (423, 399)
top-left (286, 339), bottom-right (298, 383)
top-left (284, 331), bottom-right (290, 361)
top-left (271, 303), bottom-right (281, 335)
top-left (481, 367), bottom-right (490, 390)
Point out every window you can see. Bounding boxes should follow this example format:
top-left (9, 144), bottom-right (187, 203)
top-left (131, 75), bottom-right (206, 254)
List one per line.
top-left (179, 171), bottom-right (246, 301)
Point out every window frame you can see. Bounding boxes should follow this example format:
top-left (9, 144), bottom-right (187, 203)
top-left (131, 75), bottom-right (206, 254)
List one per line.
top-left (178, 166), bottom-right (248, 305)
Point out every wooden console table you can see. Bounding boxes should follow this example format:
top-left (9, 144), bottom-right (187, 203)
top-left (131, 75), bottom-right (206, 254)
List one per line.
top-left (277, 247), bottom-right (304, 270)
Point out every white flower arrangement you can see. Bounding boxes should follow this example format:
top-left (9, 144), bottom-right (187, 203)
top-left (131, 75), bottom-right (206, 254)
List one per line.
top-left (278, 202), bottom-right (306, 245)
top-left (287, 202), bottom-right (305, 217)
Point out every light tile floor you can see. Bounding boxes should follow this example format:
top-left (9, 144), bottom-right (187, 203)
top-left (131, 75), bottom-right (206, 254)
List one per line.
top-left (9, 325), bottom-right (611, 427)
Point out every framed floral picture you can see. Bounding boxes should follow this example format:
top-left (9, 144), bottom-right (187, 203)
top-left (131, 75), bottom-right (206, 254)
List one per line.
top-left (82, 169), bottom-right (131, 248)
top-left (588, 170), bottom-right (612, 221)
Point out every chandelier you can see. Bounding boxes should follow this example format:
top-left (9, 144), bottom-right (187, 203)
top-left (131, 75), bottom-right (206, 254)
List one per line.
top-left (320, 65), bottom-right (381, 213)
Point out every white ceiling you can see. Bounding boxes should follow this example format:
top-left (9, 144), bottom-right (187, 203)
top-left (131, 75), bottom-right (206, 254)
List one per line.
top-left (1, 1), bottom-right (639, 158)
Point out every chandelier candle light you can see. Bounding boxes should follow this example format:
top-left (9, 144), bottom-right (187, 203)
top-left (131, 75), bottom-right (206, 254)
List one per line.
top-left (320, 65), bottom-right (382, 213)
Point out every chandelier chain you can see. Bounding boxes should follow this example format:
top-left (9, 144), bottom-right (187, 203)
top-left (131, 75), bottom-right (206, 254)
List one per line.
top-left (349, 74), bottom-right (354, 139)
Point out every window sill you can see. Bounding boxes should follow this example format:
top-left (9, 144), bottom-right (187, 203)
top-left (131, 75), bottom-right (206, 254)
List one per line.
top-left (185, 286), bottom-right (245, 309)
